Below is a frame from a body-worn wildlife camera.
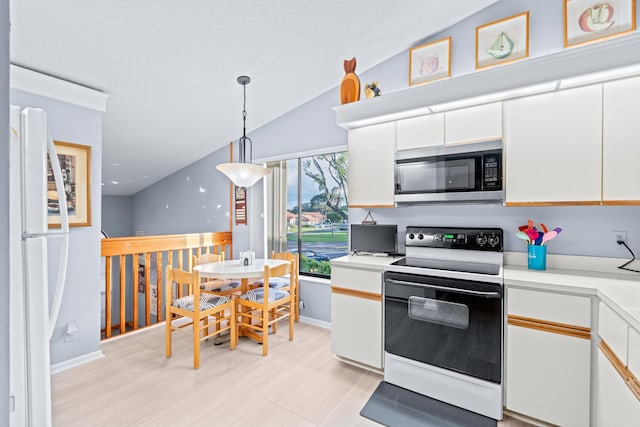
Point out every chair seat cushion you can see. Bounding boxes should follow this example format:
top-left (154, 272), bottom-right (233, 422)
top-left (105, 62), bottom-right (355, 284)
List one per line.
top-left (252, 277), bottom-right (290, 289)
top-left (172, 293), bottom-right (229, 312)
top-left (201, 280), bottom-right (240, 292)
top-left (239, 288), bottom-right (289, 303)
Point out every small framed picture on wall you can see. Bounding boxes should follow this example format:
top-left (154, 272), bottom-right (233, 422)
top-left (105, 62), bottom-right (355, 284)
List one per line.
top-left (476, 11), bottom-right (530, 70)
top-left (564, 0), bottom-right (636, 48)
top-left (409, 37), bottom-right (452, 86)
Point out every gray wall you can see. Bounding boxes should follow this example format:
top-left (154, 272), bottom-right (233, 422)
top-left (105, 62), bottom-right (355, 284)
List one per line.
top-left (1, 0), bottom-right (10, 421)
top-left (10, 89), bottom-right (103, 365)
top-left (102, 195), bottom-right (133, 237)
top-left (132, 145), bottom-right (231, 236)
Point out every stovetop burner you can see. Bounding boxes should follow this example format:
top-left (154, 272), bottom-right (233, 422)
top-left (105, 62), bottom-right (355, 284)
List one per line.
top-left (391, 257), bottom-right (501, 275)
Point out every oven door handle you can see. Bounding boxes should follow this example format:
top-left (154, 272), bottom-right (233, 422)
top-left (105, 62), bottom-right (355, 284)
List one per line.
top-left (386, 278), bottom-right (501, 298)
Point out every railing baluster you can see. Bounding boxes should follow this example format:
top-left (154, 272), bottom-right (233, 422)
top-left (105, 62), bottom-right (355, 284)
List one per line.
top-left (119, 255), bottom-right (126, 335)
top-left (105, 256), bottom-right (112, 338)
top-left (145, 252), bottom-right (151, 326)
top-left (156, 251), bottom-right (162, 321)
top-left (133, 253), bottom-right (139, 330)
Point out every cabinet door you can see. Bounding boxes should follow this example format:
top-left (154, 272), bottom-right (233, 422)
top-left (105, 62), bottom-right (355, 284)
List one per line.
top-left (603, 75), bottom-right (640, 203)
top-left (396, 113), bottom-right (444, 151)
top-left (444, 102), bottom-right (502, 145)
top-left (504, 85), bottom-right (602, 205)
top-left (348, 122), bottom-right (395, 207)
top-left (597, 350), bottom-right (640, 426)
top-left (331, 292), bottom-right (382, 369)
top-left (506, 324), bottom-right (591, 427)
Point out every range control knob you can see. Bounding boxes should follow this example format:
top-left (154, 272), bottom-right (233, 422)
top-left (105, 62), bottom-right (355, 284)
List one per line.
top-left (417, 233), bottom-right (424, 240)
top-left (408, 233), bottom-right (415, 240)
top-left (488, 235), bottom-right (500, 247)
top-left (476, 234), bottom-right (488, 246)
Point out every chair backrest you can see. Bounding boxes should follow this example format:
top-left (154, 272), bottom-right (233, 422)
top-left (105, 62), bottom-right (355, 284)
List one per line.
top-left (271, 251), bottom-right (298, 284)
top-left (264, 260), bottom-right (291, 283)
top-left (192, 251), bottom-right (224, 268)
top-left (166, 266), bottom-right (200, 298)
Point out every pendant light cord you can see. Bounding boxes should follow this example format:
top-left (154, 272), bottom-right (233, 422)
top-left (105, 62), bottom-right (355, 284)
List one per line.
top-left (618, 240), bottom-right (640, 273)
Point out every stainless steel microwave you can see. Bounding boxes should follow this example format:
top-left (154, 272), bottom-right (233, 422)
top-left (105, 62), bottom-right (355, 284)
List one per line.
top-left (394, 140), bottom-right (503, 204)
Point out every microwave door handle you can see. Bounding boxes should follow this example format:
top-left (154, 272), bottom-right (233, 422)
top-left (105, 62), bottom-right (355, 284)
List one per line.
top-left (386, 278), bottom-right (501, 299)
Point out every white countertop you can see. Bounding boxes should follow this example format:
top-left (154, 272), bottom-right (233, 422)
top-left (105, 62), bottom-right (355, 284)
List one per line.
top-left (504, 254), bottom-right (640, 332)
top-left (330, 254), bottom-right (403, 271)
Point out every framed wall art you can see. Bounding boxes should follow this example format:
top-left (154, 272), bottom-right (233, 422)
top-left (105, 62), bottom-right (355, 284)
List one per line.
top-left (409, 37), bottom-right (452, 86)
top-left (476, 11), bottom-right (530, 70)
top-left (235, 186), bottom-right (247, 225)
top-left (47, 141), bottom-right (92, 227)
top-left (564, 0), bottom-right (636, 48)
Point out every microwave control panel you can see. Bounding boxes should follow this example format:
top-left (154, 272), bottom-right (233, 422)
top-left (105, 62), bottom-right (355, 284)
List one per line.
top-left (482, 152), bottom-right (502, 190)
top-left (405, 226), bottom-right (503, 251)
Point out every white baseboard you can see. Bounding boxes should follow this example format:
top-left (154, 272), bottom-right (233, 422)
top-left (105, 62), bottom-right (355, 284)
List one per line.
top-left (51, 350), bottom-right (104, 374)
top-left (299, 315), bottom-right (331, 330)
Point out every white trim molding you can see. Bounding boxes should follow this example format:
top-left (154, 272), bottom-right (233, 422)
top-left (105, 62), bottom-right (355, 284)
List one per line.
top-left (10, 65), bottom-right (109, 112)
top-left (299, 315), bottom-right (331, 330)
top-left (51, 350), bottom-right (105, 374)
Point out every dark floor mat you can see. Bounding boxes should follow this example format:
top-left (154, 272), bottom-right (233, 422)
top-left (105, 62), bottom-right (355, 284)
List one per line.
top-left (360, 381), bottom-right (497, 427)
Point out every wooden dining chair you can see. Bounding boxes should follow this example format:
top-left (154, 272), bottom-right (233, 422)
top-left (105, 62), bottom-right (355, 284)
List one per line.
top-left (236, 261), bottom-right (294, 356)
top-left (251, 251), bottom-right (300, 322)
top-left (165, 266), bottom-right (236, 369)
top-left (192, 251), bottom-right (241, 297)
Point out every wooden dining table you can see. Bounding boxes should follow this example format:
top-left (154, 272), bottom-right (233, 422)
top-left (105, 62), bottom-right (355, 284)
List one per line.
top-left (193, 258), bottom-right (290, 343)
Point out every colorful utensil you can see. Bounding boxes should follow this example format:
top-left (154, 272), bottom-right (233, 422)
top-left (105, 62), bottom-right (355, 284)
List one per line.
top-left (527, 219), bottom-right (534, 230)
top-left (541, 231), bottom-right (558, 245)
top-left (540, 223), bottom-right (549, 233)
top-left (516, 231), bottom-right (531, 243)
top-left (526, 229), bottom-right (539, 242)
top-left (535, 232), bottom-right (544, 245)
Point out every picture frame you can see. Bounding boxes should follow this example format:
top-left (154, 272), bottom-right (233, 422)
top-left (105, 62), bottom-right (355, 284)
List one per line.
top-left (47, 141), bottom-right (91, 228)
top-left (409, 37), bottom-right (452, 86)
top-left (564, 0), bottom-right (636, 48)
top-left (476, 11), bottom-right (530, 70)
top-left (235, 186), bottom-right (247, 225)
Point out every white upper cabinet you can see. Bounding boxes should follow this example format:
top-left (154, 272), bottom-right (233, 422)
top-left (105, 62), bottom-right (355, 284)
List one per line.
top-left (603, 75), bottom-right (640, 204)
top-left (347, 122), bottom-right (396, 208)
top-left (396, 113), bottom-right (444, 151)
top-left (444, 102), bottom-right (502, 145)
top-left (504, 85), bottom-right (603, 205)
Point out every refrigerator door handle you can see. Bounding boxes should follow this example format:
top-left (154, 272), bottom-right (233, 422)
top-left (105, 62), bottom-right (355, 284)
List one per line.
top-left (46, 130), bottom-right (69, 339)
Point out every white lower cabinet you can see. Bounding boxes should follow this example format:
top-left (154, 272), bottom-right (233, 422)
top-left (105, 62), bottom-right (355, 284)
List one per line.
top-left (596, 350), bottom-right (640, 426)
top-left (330, 266), bottom-right (383, 369)
top-left (506, 324), bottom-right (591, 427)
top-left (506, 287), bottom-right (591, 426)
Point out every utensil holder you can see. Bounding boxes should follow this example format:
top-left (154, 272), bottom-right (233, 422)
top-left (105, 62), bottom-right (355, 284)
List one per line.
top-left (527, 245), bottom-right (546, 270)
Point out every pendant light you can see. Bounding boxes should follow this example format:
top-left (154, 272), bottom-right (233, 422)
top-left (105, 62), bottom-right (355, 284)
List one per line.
top-left (216, 75), bottom-right (270, 187)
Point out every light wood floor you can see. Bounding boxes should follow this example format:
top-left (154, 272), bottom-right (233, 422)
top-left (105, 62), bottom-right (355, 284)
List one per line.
top-left (52, 321), bottom-right (533, 426)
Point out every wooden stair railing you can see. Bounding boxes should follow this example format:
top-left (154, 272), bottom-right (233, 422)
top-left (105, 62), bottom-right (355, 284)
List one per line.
top-left (100, 231), bottom-right (232, 339)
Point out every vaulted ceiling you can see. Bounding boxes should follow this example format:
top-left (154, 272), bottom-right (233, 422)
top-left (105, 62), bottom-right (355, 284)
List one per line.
top-left (10, 0), bottom-right (497, 195)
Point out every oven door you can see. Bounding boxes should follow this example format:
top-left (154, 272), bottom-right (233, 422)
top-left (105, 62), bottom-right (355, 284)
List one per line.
top-left (384, 271), bottom-right (502, 383)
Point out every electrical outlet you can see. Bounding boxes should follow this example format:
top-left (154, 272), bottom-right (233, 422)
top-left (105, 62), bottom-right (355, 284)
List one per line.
top-left (612, 230), bottom-right (627, 245)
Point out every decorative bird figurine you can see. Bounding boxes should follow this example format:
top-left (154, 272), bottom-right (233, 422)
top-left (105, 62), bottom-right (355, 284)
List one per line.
top-left (340, 57), bottom-right (361, 104)
top-left (364, 81), bottom-right (381, 99)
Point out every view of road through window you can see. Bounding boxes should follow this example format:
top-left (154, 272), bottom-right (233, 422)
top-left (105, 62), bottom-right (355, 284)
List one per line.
top-left (286, 152), bottom-right (348, 276)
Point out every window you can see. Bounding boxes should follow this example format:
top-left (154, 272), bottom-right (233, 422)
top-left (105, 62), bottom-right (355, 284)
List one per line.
top-left (266, 151), bottom-right (348, 278)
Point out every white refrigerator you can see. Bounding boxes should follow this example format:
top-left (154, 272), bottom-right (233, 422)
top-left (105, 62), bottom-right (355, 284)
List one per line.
top-left (9, 106), bottom-right (70, 427)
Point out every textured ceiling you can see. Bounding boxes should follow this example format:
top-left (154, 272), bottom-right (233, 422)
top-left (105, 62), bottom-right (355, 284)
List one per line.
top-left (10, 0), bottom-right (497, 195)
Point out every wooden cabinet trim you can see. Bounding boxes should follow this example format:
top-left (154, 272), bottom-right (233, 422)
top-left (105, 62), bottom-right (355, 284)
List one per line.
top-left (599, 340), bottom-right (640, 401)
top-left (507, 314), bottom-right (591, 340)
top-left (505, 201), bottom-right (601, 207)
top-left (348, 204), bottom-right (395, 208)
top-left (603, 200), bottom-right (640, 206)
top-left (331, 286), bottom-right (382, 301)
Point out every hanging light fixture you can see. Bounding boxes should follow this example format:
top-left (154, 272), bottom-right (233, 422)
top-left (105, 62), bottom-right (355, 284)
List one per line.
top-left (216, 75), bottom-right (270, 187)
